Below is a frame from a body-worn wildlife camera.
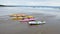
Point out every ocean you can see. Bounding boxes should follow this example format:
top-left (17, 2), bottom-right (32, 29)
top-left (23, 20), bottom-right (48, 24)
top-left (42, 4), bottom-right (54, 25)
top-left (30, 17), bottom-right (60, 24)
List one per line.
top-left (0, 6), bottom-right (60, 16)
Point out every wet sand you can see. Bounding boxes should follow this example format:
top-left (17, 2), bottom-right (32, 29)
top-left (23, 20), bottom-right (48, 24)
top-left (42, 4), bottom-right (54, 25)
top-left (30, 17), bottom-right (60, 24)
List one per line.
top-left (0, 13), bottom-right (60, 34)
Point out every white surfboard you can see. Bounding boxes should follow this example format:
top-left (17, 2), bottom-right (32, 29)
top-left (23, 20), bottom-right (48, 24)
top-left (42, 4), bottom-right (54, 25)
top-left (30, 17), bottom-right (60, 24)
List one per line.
top-left (28, 21), bottom-right (46, 25)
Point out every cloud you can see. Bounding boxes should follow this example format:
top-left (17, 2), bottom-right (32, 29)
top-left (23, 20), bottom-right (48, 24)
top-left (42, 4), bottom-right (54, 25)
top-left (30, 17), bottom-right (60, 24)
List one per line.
top-left (0, 0), bottom-right (60, 6)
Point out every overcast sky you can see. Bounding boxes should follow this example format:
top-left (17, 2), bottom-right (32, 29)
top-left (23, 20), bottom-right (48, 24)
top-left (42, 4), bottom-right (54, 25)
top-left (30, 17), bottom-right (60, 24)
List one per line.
top-left (0, 0), bottom-right (60, 6)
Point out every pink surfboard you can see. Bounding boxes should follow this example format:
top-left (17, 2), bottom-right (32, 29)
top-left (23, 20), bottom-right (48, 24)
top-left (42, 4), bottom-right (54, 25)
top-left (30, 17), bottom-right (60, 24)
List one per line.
top-left (28, 18), bottom-right (35, 21)
top-left (19, 19), bottom-right (29, 22)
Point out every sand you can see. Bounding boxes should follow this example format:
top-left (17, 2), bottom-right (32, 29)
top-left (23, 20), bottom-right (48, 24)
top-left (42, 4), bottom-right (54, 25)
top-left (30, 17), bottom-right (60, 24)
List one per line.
top-left (0, 13), bottom-right (60, 34)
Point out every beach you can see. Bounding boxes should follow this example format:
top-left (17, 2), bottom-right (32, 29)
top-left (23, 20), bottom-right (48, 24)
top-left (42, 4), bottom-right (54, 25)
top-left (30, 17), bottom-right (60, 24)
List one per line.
top-left (0, 7), bottom-right (60, 34)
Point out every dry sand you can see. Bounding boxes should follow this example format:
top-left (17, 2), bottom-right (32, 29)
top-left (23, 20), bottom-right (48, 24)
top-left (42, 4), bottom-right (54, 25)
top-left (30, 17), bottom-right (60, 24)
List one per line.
top-left (0, 13), bottom-right (60, 34)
